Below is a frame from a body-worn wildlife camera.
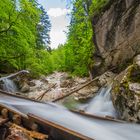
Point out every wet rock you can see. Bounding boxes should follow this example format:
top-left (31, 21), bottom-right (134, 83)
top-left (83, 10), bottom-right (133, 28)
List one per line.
top-left (21, 83), bottom-right (30, 93)
top-left (74, 86), bottom-right (99, 100)
top-left (98, 71), bottom-right (116, 86)
top-left (75, 77), bottom-right (89, 85)
top-left (133, 54), bottom-right (140, 67)
top-left (112, 55), bottom-right (140, 122)
top-left (60, 74), bottom-right (74, 88)
top-left (6, 127), bottom-right (32, 140)
top-left (28, 81), bottom-right (35, 87)
top-left (129, 83), bottom-right (140, 94)
top-left (40, 75), bottom-right (48, 83)
top-left (92, 0), bottom-right (140, 76)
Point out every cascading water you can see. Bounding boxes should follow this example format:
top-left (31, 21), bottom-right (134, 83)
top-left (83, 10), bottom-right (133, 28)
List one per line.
top-left (1, 78), bottom-right (18, 93)
top-left (0, 70), bottom-right (29, 93)
top-left (0, 91), bottom-right (140, 140)
top-left (85, 86), bottom-right (117, 118)
top-left (0, 74), bottom-right (140, 139)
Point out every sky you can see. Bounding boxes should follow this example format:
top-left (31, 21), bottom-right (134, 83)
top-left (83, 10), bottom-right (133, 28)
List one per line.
top-left (38, 0), bottom-right (70, 49)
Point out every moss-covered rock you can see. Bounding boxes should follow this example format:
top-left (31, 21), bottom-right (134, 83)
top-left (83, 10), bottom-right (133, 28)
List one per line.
top-left (112, 55), bottom-right (140, 122)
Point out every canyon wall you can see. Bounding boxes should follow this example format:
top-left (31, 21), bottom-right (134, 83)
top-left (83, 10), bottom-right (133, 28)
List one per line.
top-left (92, 0), bottom-right (140, 75)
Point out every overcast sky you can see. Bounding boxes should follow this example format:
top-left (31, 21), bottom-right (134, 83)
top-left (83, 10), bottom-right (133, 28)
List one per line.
top-left (38, 0), bottom-right (70, 49)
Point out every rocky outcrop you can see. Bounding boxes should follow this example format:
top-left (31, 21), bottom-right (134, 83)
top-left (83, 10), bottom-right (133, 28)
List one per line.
top-left (92, 0), bottom-right (140, 75)
top-left (74, 85), bottom-right (99, 100)
top-left (98, 71), bottom-right (116, 86)
top-left (60, 74), bottom-right (74, 88)
top-left (112, 55), bottom-right (140, 122)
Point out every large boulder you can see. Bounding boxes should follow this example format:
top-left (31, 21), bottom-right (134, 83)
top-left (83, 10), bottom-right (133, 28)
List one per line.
top-left (60, 74), bottom-right (74, 88)
top-left (20, 82), bottom-right (30, 93)
top-left (98, 71), bottom-right (116, 86)
top-left (112, 55), bottom-right (140, 122)
top-left (92, 0), bottom-right (140, 76)
top-left (74, 85), bottom-right (99, 101)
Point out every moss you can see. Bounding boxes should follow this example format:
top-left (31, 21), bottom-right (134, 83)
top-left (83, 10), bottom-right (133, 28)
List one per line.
top-left (113, 84), bottom-right (120, 94)
top-left (129, 65), bottom-right (140, 83)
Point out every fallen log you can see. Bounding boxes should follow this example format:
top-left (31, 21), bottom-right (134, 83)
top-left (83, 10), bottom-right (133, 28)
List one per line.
top-left (52, 76), bottom-right (99, 102)
top-left (70, 109), bottom-right (125, 123)
top-left (0, 70), bottom-right (29, 81)
top-left (36, 84), bottom-right (56, 101)
top-left (28, 113), bottom-right (94, 140)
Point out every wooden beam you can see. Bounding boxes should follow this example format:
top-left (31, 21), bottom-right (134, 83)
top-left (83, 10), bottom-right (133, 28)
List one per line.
top-left (28, 113), bottom-right (94, 140)
top-left (36, 84), bottom-right (56, 101)
top-left (70, 109), bottom-right (125, 123)
top-left (0, 70), bottom-right (29, 81)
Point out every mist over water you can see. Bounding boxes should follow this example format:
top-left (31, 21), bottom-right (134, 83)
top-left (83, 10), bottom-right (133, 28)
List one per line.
top-left (86, 86), bottom-right (117, 118)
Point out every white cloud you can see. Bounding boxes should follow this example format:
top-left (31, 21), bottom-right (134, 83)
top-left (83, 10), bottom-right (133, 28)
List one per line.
top-left (50, 30), bottom-right (66, 48)
top-left (48, 8), bottom-right (71, 17)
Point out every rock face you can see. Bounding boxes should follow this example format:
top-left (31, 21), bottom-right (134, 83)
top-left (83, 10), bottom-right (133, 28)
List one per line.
top-left (60, 74), bottom-right (74, 88)
top-left (92, 0), bottom-right (140, 75)
top-left (112, 55), bottom-right (140, 122)
top-left (98, 71), bottom-right (116, 86)
top-left (74, 86), bottom-right (99, 100)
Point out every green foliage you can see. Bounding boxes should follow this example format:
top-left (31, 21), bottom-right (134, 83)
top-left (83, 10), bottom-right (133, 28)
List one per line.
top-left (0, 0), bottom-right (52, 77)
top-left (0, 0), bottom-right (109, 77)
top-left (50, 0), bottom-right (109, 77)
top-left (36, 6), bottom-right (51, 50)
top-left (50, 0), bottom-right (94, 77)
top-left (89, 0), bottom-right (109, 16)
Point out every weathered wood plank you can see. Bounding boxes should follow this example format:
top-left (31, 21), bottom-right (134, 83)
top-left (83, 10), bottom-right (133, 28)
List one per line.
top-left (28, 113), bottom-right (94, 140)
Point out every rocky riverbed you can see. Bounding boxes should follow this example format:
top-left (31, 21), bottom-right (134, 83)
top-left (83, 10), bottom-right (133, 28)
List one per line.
top-left (1, 55), bottom-right (140, 122)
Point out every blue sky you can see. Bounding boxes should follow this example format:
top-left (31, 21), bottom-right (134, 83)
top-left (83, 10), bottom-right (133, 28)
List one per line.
top-left (38, 0), bottom-right (70, 48)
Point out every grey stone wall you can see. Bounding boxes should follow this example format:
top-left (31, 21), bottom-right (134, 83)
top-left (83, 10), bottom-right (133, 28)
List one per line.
top-left (92, 0), bottom-right (140, 75)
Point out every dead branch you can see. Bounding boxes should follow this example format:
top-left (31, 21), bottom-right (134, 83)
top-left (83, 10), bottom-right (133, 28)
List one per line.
top-left (36, 84), bottom-right (56, 101)
top-left (0, 70), bottom-right (29, 81)
top-left (52, 76), bottom-right (99, 102)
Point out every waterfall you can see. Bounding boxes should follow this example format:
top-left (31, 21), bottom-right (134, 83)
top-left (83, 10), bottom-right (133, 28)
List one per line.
top-left (1, 78), bottom-right (18, 93)
top-left (85, 86), bottom-right (117, 118)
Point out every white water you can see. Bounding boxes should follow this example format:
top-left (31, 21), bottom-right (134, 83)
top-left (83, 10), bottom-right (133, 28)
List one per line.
top-left (1, 78), bottom-right (18, 93)
top-left (0, 92), bottom-right (140, 140)
top-left (86, 86), bottom-right (117, 118)
top-left (1, 77), bottom-right (140, 139)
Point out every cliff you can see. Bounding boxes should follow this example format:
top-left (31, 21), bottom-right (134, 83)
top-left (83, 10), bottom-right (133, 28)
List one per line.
top-left (92, 0), bottom-right (140, 76)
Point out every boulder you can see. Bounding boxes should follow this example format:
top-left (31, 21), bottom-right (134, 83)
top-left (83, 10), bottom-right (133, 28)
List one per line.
top-left (112, 55), bottom-right (140, 122)
top-left (40, 75), bottom-right (48, 83)
top-left (28, 81), bottom-right (36, 87)
top-left (21, 83), bottom-right (30, 93)
top-left (92, 0), bottom-right (140, 76)
top-left (60, 74), bottom-right (74, 88)
top-left (74, 86), bottom-right (99, 101)
top-left (98, 71), bottom-right (116, 86)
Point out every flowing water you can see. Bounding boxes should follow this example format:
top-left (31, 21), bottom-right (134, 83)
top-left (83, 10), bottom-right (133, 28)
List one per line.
top-left (0, 70), bottom-right (29, 93)
top-left (1, 77), bottom-right (140, 139)
top-left (0, 91), bottom-right (140, 140)
top-left (85, 86), bottom-right (117, 118)
top-left (1, 78), bottom-right (18, 93)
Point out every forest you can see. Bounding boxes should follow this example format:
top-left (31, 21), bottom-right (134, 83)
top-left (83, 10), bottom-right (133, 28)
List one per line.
top-left (0, 0), bottom-right (108, 77)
